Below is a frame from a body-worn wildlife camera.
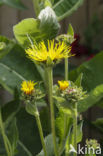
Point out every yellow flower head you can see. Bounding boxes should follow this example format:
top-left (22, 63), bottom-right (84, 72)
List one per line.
top-left (58, 80), bottom-right (69, 91)
top-left (21, 80), bottom-right (36, 95)
top-left (26, 40), bottom-right (71, 64)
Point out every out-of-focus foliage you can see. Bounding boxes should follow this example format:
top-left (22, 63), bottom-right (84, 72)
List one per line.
top-left (0, 0), bottom-right (26, 10)
top-left (53, 0), bottom-right (84, 21)
top-left (84, 15), bottom-right (103, 53)
top-left (70, 51), bottom-right (103, 112)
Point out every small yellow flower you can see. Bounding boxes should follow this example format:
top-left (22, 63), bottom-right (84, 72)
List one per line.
top-left (21, 80), bottom-right (36, 95)
top-left (26, 40), bottom-right (71, 64)
top-left (58, 80), bottom-right (69, 91)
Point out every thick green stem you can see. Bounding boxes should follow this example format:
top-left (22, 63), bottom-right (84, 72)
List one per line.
top-left (65, 58), bottom-right (68, 81)
top-left (0, 109), bottom-right (11, 156)
top-left (64, 58), bottom-right (69, 156)
top-left (44, 67), bottom-right (49, 95)
top-left (73, 103), bottom-right (77, 156)
top-left (47, 67), bottom-right (59, 156)
top-left (35, 109), bottom-right (47, 156)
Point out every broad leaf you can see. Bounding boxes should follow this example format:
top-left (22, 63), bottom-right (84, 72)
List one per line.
top-left (1, 98), bottom-right (33, 156)
top-left (56, 109), bottom-right (72, 142)
top-left (7, 118), bottom-right (19, 155)
top-left (17, 107), bottom-right (51, 156)
top-left (40, 107), bottom-right (51, 134)
top-left (70, 51), bottom-right (103, 92)
top-left (70, 51), bottom-right (103, 112)
top-left (53, 0), bottom-right (84, 21)
top-left (37, 134), bottom-right (58, 156)
top-left (17, 140), bottom-right (33, 156)
top-left (13, 7), bottom-right (60, 48)
top-left (0, 43), bottom-right (41, 94)
top-left (0, 0), bottom-right (26, 10)
top-left (56, 109), bottom-right (73, 155)
top-left (78, 84), bottom-right (103, 113)
top-left (92, 118), bottom-right (103, 133)
top-left (0, 133), bottom-right (7, 155)
top-left (75, 73), bottom-right (83, 87)
top-left (65, 121), bottom-right (83, 155)
top-left (70, 121), bottom-right (83, 145)
top-left (16, 108), bottom-right (42, 155)
top-left (97, 98), bottom-right (103, 108)
top-left (13, 18), bottom-right (40, 48)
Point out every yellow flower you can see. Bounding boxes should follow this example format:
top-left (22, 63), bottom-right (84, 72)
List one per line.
top-left (58, 80), bottom-right (69, 91)
top-left (21, 80), bottom-right (36, 95)
top-left (26, 40), bottom-right (71, 64)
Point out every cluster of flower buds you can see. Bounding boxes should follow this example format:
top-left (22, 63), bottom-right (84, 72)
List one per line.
top-left (57, 80), bottom-right (86, 104)
top-left (64, 84), bottom-right (86, 104)
top-left (53, 80), bottom-right (87, 110)
top-left (86, 139), bottom-right (100, 150)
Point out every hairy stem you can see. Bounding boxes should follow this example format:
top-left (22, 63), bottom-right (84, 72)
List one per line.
top-left (73, 103), bottom-right (77, 156)
top-left (47, 67), bottom-right (59, 156)
top-left (64, 57), bottom-right (69, 156)
top-left (65, 58), bottom-right (68, 81)
top-left (35, 108), bottom-right (47, 156)
top-left (0, 109), bottom-right (11, 156)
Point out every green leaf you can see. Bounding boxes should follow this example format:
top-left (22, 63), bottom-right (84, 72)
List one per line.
top-left (0, 0), bottom-right (27, 10)
top-left (2, 101), bottom-right (20, 126)
top-left (44, 0), bottom-right (52, 7)
top-left (0, 133), bottom-right (6, 155)
top-left (13, 7), bottom-right (60, 48)
top-left (54, 96), bottom-right (72, 115)
top-left (70, 121), bottom-right (83, 145)
top-left (67, 24), bottom-right (74, 37)
top-left (40, 107), bottom-right (51, 134)
top-left (53, 0), bottom-right (84, 21)
top-left (16, 108), bottom-right (42, 155)
top-left (7, 118), bottom-right (19, 155)
top-left (75, 73), bottom-right (83, 87)
top-left (1, 98), bottom-right (33, 156)
top-left (97, 98), bottom-right (103, 108)
top-left (69, 51), bottom-right (103, 112)
top-left (13, 18), bottom-right (40, 48)
top-left (70, 51), bottom-right (103, 92)
top-left (37, 134), bottom-right (58, 156)
top-left (92, 118), bottom-right (103, 133)
top-left (65, 121), bottom-right (83, 155)
top-left (78, 84), bottom-right (103, 113)
top-left (0, 43), bottom-right (41, 94)
top-left (17, 140), bottom-right (33, 156)
top-left (0, 36), bottom-right (14, 59)
top-left (56, 109), bottom-right (73, 154)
